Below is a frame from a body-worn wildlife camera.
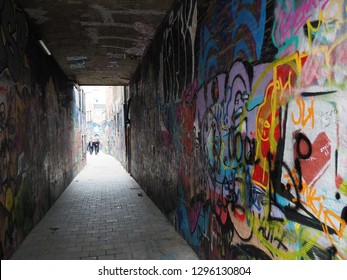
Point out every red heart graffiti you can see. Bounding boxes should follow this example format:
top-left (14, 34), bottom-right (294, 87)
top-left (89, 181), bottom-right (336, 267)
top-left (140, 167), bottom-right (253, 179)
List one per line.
top-left (297, 132), bottom-right (331, 186)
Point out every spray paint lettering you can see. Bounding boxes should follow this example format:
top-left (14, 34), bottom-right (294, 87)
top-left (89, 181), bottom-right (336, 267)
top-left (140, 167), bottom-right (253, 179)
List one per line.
top-left (129, 0), bottom-right (347, 260)
top-left (185, 0), bottom-right (347, 259)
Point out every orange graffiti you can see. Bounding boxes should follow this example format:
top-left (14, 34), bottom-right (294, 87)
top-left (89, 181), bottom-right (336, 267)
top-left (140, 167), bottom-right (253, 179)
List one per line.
top-left (291, 98), bottom-right (315, 128)
top-left (289, 178), bottom-right (346, 258)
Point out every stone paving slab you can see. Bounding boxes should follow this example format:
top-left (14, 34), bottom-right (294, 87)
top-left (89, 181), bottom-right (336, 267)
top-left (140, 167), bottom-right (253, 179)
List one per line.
top-left (11, 153), bottom-right (198, 260)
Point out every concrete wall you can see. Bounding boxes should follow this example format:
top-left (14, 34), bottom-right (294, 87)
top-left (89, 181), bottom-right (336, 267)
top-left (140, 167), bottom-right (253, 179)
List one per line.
top-left (128, 0), bottom-right (347, 259)
top-left (0, 0), bottom-right (86, 259)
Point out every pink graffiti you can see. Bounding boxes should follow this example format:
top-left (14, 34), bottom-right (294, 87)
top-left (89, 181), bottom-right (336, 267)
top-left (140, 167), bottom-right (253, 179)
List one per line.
top-left (274, 0), bottom-right (329, 47)
top-left (301, 37), bottom-right (347, 88)
top-left (187, 200), bottom-right (202, 233)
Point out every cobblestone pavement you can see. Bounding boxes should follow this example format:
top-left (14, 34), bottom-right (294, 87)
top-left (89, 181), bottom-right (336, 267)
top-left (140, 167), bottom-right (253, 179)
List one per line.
top-left (11, 153), bottom-right (198, 260)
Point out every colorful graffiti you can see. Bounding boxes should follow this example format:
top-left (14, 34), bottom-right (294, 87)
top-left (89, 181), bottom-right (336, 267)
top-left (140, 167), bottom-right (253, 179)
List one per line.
top-left (129, 0), bottom-right (347, 260)
top-left (0, 0), bottom-right (86, 259)
top-left (186, 0), bottom-right (347, 259)
top-left (0, 0), bottom-right (31, 87)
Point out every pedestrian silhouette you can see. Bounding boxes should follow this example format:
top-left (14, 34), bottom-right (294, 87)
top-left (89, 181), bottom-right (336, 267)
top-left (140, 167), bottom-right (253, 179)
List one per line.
top-left (87, 139), bottom-right (94, 155)
top-left (94, 139), bottom-right (100, 155)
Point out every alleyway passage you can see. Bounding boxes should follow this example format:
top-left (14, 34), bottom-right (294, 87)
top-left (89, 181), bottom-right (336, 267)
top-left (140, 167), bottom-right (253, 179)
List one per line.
top-left (11, 153), bottom-right (198, 260)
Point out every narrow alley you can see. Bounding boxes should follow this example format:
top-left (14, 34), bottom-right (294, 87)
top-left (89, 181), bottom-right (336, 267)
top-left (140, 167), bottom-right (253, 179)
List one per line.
top-left (10, 153), bottom-right (198, 260)
top-left (2, 0), bottom-right (347, 265)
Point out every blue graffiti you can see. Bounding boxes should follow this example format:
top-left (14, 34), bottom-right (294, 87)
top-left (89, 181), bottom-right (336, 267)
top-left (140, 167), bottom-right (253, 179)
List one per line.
top-left (230, 0), bottom-right (267, 60)
top-left (198, 26), bottom-right (219, 86)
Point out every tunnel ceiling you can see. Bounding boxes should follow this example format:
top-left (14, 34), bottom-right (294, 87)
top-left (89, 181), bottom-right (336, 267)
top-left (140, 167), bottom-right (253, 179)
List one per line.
top-left (15, 0), bottom-right (175, 86)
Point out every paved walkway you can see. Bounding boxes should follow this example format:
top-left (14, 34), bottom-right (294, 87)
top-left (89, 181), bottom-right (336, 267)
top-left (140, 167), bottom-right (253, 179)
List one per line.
top-left (11, 153), bottom-right (198, 260)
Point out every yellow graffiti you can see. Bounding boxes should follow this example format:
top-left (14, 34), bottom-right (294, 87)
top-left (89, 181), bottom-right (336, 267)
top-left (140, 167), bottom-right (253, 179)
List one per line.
top-left (304, 2), bottom-right (347, 87)
top-left (252, 52), bottom-right (308, 189)
top-left (5, 188), bottom-right (13, 211)
top-left (284, 177), bottom-right (346, 259)
top-left (337, 179), bottom-right (347, 196)
top-left (251, 213), bottom-right (320, 259)
top-left (306, 10), bottom-right (323, 46)
top-left (307, 2), bottom-right (346, 46)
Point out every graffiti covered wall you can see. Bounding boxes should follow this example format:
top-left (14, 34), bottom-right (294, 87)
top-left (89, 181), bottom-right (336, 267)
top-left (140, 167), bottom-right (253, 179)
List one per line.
top-left (103, 86), bottom-right (127, 166)
top-left (129, 0), bottom-right (347, 259)
top-left (0, 0), bottom-right (86, 259)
